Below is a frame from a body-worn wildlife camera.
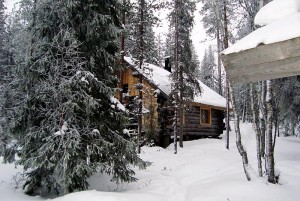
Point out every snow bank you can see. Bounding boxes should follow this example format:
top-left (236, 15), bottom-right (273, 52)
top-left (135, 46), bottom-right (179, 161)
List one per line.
top-left (50, 190), bottom-right (163, 201)
top-left (1, 123), bottom-right (300, 201)
top-left (255, 0), bottom-right (300, 26)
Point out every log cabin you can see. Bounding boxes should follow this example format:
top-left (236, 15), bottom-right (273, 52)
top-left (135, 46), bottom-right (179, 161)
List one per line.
top-left (116, 57), bottom-right (227, 147)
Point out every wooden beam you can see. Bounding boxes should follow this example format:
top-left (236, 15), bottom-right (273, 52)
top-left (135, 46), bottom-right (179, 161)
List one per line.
top-left (221, 37), bottom-right (300, 85)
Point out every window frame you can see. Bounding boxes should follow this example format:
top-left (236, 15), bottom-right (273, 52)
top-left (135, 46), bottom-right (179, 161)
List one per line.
top-left (200, 107), bottom-right (212, 126)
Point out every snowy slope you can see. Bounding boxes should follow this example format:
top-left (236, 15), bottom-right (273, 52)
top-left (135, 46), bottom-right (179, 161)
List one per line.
top-left (1, 123), bottom-right (300, 201)
top-left (124, 57), bottom-right (227, 109)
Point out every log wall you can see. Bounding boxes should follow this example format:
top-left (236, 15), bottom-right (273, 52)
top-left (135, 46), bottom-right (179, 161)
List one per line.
top-left (161, 105), bottom-right (225, 143)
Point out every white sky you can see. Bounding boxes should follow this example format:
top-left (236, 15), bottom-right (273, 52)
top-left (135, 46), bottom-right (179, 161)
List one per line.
top-left (154, 2), bottom-right (213, 61)
top-left (4, 0), bottom-right (212, 61)
top-left (4, 0), bottom-right (19, 12)
top-left (191, 2), bottom-right (212, 61)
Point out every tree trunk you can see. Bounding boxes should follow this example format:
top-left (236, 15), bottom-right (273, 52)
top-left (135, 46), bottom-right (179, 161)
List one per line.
top-left (173, 0), bottom-right (179, 154)
top-left (178, 0), bottom-right (183, 148)
top-left (229, 84), bottom-right (251, 181)
top-left (223, 0), bottom-right (230, 150)
top-left (266, 80), bottom-right (276, 183)
top-left (250, 83), bottom-right (263, 177)
top-left (179, 69), bottom-right (184, 148)
top-left (213, 0), bottom-right (222, 96)
top-left (260, 81), bottom-right (267, 158)
top-left (226, 80), bottom-right (230, 150)
top-left (242, 96), bottom-right (247, 122)
top-left (119, 0), bottom-right (126, 103)
top-left (137, 0), bottom-right (145, 154)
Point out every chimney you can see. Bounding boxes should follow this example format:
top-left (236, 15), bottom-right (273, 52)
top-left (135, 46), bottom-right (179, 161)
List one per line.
top-left (164, 57), bottom-right (171, 73)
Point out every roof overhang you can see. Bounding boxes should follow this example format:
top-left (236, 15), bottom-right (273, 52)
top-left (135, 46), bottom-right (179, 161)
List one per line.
top-left (221, 36), bottom-right (300, 85)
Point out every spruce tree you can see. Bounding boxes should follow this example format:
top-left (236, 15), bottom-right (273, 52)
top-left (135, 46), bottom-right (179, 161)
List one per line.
top-left (169, 0), bottom-right (201, 148)
top-left (0, 0), bottom-right (33, 162)
top-left (199, 45), bottom-right (217, 90)
top-left (3, 0), bottom-right (147, 196)
top-left (0, 0), bottom-right (6, 155)
top-left (125, 0), bottom-right (159, 65)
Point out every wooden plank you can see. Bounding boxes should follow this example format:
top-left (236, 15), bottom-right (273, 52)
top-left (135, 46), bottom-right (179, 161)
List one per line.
top-left (221, 37), bottom-right (300, 85)
top-left (228, 57), bottom-right (300, 84)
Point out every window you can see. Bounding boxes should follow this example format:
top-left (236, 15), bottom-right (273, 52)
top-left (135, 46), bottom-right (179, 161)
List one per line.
top-left (122, 84), bottom-right (128, 94)
top-left (200, 108), bottom-right (211, 125)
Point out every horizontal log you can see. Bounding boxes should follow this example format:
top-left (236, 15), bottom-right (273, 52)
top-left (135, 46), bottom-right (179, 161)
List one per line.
top-left (165, 126), bottom-right (219, 132)
top-left (164, 131), bottom-right (221, 137)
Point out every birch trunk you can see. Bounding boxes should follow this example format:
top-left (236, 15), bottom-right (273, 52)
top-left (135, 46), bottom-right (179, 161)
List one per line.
top-left (250, 83), bottom-right (263, 177)
top-left (260, 81), bottom-right (267, 158)
top-left (229, 84), bottom-right (251, 181)
top-left (266, 80), bottom-right (276, 183)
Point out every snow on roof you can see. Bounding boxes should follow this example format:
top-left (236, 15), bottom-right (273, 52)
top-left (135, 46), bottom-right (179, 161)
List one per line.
top-left (222, 0), bottom-right (300, 55)
top-left (124, 57), bottom-right (227, 109)
top-left (255, 0), bottom-right (300, 26)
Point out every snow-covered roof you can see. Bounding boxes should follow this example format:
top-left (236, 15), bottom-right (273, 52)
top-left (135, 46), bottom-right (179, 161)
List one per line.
top-left (124, 57), bottom-right (227, 109)
top-left (255, 0), bottom-right (300, 26)
top-left (223, 0), bottom-right (300, 55)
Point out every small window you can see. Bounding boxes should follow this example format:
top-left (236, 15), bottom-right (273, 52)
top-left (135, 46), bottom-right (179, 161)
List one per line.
top-left (122, 84), bottom-right (128, 93)
top-left (200, 108), bottom-right (211, 125)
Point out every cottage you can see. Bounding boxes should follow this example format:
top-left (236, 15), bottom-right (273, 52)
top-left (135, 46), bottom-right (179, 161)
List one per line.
top-left (116, 57), bottom-right (227, 147)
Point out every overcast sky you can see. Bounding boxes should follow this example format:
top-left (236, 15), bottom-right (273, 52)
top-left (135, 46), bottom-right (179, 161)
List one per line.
top-left (154, 2), bottom-right (212, 61)
top-left (4, 0), bottom-right (19, 12)
top-left (3, 0), bottom-right (211, 61)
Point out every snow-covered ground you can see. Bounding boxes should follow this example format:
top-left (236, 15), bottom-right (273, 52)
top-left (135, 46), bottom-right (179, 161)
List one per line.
top-left (1, 123), bottom-right (300, 201)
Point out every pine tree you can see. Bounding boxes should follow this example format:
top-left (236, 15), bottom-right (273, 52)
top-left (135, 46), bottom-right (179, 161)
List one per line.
top-left (125, 0), bottom-right (159, 65)
top-left (0, 0), bottom-right (33, 162)
top-left (199, 45), bottom-right (217, 90)
top-left (168, 0), bottom-right (201, 149)
top-left (0, 0), bottom-right (7, 155)
top-left (3, 0), bottom-right (147, 196)
top-left (276, 77), bottom-right (300, 136)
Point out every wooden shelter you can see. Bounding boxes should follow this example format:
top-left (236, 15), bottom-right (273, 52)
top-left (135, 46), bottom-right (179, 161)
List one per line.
top-left (221, 37), bottom-right (300, 85)
top-left (116, 57), bottom-right (227, 147)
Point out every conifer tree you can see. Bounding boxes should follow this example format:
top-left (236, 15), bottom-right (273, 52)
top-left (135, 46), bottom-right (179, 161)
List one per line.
top-left (199, 45), bottom-right (217, 90)
top-left (0, 0), bottom-right (7, 154)
top-left (2, 0), bottom-right (147, 196)
top-left (125, 0), bottom-right (159, 65)
top-left (169, 0), bottom-right (201, 149)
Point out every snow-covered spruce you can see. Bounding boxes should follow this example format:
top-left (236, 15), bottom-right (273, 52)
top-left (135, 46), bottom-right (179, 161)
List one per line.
top-left (1, 0), bottom-right (147, 196)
